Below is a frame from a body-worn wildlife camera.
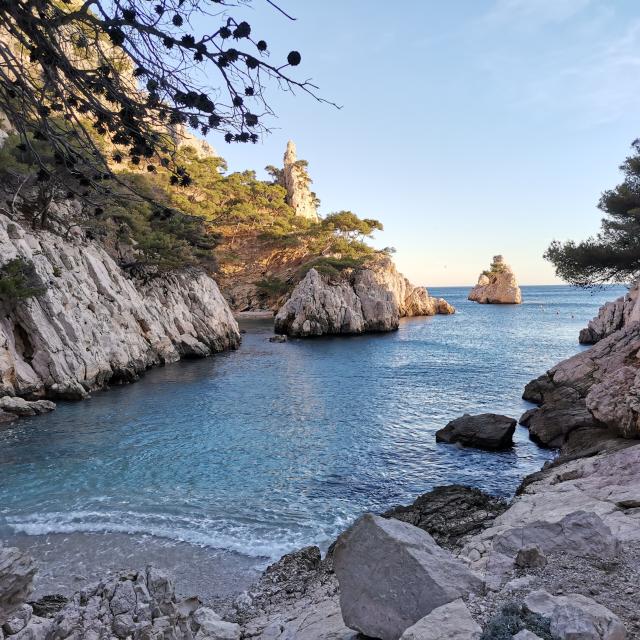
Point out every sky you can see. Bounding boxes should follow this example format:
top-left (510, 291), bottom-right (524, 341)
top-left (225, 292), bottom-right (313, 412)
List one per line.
top-left (204, 0), bottom-right (640, 286)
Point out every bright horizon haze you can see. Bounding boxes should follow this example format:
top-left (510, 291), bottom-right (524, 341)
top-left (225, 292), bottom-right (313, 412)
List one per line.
top-left (205, 1), bottom-right (640, 286)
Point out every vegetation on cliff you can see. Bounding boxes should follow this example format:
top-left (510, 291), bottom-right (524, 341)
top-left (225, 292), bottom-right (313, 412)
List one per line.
top-left (546, 138), bottom-right (640, 286)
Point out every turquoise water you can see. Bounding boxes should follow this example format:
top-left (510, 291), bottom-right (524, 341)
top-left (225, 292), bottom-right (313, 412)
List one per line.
top-left (0, 285), bottom-right (625, 560)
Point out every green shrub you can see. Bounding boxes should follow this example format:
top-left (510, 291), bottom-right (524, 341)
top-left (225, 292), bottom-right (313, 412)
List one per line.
top-left (255, 276), bottom-right (290, 296)
top-left (480, 602), bottom-right (555, 640)
top-left (0, 258), bottom-right (46, 304)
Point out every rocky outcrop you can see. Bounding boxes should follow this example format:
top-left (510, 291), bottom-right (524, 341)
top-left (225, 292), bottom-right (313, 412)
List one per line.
top-left (381, 485), bottom-right (508, 550)
top-left (524, 590), bottom-right (625, 640)
top-left (435, 413), bottom-right (516, 450)
top-left (0, 546), bottom-right (36, 624)
top-left (274, 257), bottom-right (454, 337)
top-left (460, 443), bottom-right (640, 591)
top-left (333, 514), bottom-right (483, 640)
top-left (468, 255), bottom-right (522, 304)
top-left (0, 213), bottom-right (240, 400)
top-left (38, 566), bottom-right (240, 639)
top-left (282, 141), bottom-right (319, 221)
top-left (521, 320), bottom-right (640, 443)
top-left (579, 282), bottom-right (640, 344)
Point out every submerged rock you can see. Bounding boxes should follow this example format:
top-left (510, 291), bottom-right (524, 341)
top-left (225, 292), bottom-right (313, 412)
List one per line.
top-left (435, 413), bottom-right (516, 450)
top-left (381, 485), bottom-right (508, 549)
top-left (468, 255), bottom-right (522, 304)
top-left (333, 513), bottom-right (483, 640)
top-left (0, 213), bottom-right (240, 401)
top-left (274, 256), bottom-right (454, 337)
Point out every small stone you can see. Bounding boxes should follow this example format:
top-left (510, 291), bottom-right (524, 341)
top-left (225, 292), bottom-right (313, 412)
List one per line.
top-left (515, 545), bottom-right (547, 569)
top-left (268, 334), bottom-right (287, 343)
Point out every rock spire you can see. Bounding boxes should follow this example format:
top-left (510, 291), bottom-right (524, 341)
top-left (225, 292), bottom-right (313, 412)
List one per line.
top-left (468, 255), bottom-right (522, 304)
top-left (282, 140), bottom-right (319, 221)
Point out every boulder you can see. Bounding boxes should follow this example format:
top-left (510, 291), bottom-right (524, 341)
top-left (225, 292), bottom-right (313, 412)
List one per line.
top-left (512, 632), bottom-right (543, 640)
top-left (468, 255), bottom-right (522, 304)
top-left (0, 398), bottom-right (55, 417)
top-left (193, 607), bottom-right (241, 640)
top-left (0, 547), bottom-right (36, 624)
top-left (6, 615), bottom-right (52, 640)
top-left (268, 334), bottom-right (287, 343)
top-left (0, 410), bottom-right (17, 424)
top-left (399, 599), bottom-right (482, 640)
top-left (381, 484), bottom-right (507, 549)
top-left (514, 546), bottom-right (547, 570)
top-left (274, 256), bottom-right (454, 337)
top-left (333, 513), bottom-right (483, 640)
top-left (435, 414), bottom-right (516, 450)
top-left (524, 590), bottom-right (626, 640)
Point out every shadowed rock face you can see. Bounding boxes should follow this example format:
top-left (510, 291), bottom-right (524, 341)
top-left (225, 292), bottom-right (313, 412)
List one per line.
top-left (0, 213), bottom-right (240, 400)
top-left (435, 413), bottom-right (517, 450)
top-left (274, 256), bottom-right (454, 337)
top-left (468, 255), bottom-right (522, 304)
top-left (521, 320), bottom-right (640, 442)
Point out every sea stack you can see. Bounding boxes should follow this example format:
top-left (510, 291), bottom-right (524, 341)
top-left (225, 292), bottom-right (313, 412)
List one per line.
top-left (468, 255), bottom-right (522, 304)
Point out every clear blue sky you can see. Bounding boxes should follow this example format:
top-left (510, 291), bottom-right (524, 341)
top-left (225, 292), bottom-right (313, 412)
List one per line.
top-left (206, 0), bottom-right (640, 286)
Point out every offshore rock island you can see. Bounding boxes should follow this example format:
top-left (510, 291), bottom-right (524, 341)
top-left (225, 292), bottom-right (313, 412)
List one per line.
top-left (468, 255), bottom-right (522, 304)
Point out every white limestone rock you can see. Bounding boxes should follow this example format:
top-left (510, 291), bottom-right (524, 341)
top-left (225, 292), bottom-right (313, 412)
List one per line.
top-left (524, 590), bottom-right (626, 640)
top-left (0, 397), bottom-right (55, 417)
top-left (193, 607), bottom-right (241, 640)
top-left (460, 445), bottom-right (640, 580)
top-left (2, 604), bottom-right (32, 634)
top-left (333, 514), bottom-right (483, 640)
top-left (0, 213), bottom-right (240, 400)
top-left (274, 256), bottom-right (454, 337)
top-left (468, 255), bottom-right (522, 304)
top-left (282, 141), bottom-right (319, 221)
top-left (399, 600), bottom-right (482, 640)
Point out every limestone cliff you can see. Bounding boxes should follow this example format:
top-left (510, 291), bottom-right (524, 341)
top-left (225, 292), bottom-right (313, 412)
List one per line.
top-left (274, 256), bottom-right (454, 337)
top-left (468, 255), bottom-right (522, 304)
top-left (0, 213), bottom-right (240, 400)
top-left (282, 141), bottom-right (319, 221)
top-left (579, 282), bottom-right (640, 344)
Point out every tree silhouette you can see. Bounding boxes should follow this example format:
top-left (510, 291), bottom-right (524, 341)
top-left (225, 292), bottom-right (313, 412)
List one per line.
top-left (0, 0), bottom-right (334, 195)
top-left (546, 139), bottom-right (640, 286)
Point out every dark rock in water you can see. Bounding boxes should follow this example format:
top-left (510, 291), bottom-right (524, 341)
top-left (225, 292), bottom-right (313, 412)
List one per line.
top-left (518, 408), bottom-right (538, 426)
top-left (28, 594), bottom-right (68, 618)
top-left (0, 409), bottom-right (17, 424)
top-left (435, 413), bottom-right (516, 450)
top-left (381, 485), bottom-right (508, 549)
top-left (268, 334), bottom-right (287, 343)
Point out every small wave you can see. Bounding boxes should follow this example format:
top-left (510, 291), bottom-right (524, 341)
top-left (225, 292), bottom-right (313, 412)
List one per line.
top-left (4, 510), bottom-right (347, 560)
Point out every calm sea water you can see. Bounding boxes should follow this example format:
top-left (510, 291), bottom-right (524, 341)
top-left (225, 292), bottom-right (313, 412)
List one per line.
top-left (0, 285), bottom-right (625, 560)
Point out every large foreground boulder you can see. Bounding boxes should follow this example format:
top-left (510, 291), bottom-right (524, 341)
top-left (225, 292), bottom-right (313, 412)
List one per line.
top-left (468, 255), bottom-right (522, 304)
top-left (333, 514), bottom-right (483, 640)
top-left (274, 256), bottom-right (454, 337)
top-left (435, 414), bottom-right (516, 450)
top-left (0, 546), bottom-right (36, 624)
top-left (524, 590), bottom-right (626, 640)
